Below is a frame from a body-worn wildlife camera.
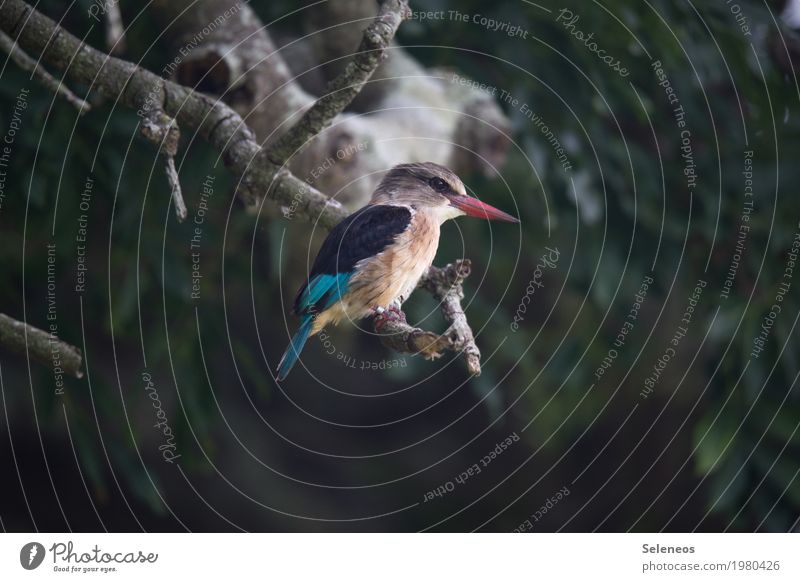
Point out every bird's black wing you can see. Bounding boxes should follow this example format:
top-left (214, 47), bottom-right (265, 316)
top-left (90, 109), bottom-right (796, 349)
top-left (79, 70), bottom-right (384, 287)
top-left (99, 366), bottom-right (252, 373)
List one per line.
top-left (293, 204), bottom-right (412, 315)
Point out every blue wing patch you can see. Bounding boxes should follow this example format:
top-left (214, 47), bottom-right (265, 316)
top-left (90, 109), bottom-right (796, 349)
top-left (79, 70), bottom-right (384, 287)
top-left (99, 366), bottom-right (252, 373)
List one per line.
top-left (280, 205), bottom-right (410, 381)
top-left (293, 205), bottom-right (411, 315)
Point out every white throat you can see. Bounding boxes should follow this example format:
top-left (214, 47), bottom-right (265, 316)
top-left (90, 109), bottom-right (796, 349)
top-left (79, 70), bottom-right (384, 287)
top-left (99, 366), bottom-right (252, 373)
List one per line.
top-left (428, 204), bottom-right (465, 225)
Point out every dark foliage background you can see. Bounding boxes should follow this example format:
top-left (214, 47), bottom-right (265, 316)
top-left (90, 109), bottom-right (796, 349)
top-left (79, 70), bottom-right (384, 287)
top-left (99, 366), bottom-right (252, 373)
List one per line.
top-left (0, 0), bottom-right (798, 532)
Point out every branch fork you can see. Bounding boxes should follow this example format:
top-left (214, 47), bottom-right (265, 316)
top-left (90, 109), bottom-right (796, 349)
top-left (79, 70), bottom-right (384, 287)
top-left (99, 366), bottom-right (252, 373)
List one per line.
top-left (0, 29), bottom-right (90, 114)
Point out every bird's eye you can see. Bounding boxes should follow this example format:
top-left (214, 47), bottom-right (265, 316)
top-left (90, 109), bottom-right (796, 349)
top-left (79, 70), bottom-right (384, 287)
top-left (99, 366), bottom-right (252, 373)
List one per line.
top-left (429, 177), bottom-right (449, 193)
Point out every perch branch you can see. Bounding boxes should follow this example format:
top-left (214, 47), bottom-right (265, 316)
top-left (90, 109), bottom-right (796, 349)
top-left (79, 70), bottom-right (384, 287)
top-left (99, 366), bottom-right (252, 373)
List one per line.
top-left (264, 0), bottom-right (411, 166)
top-left (376, 260), bottom-right (482, 376)
top-left (0, 313), bottom-right (83, 379)
top-left (0, 0), bottom-right (483, 376)
top-left (0, 29), bottom-right (90, 114)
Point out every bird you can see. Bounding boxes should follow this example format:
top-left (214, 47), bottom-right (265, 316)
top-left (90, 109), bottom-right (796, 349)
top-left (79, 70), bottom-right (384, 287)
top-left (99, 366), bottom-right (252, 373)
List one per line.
top-left (276, 162), bottom-right (518, 381)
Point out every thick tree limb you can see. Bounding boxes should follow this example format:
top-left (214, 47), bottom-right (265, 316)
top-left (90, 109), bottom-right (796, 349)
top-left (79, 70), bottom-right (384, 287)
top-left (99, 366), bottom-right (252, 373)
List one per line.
top-left (0, 29), bottom-right (90, 114)
top-left (0, 0), bottom-right (348, 229)
top-left (0, 313), bottom-right (83, 379)
top-left (152, 0), bottom-right (311, 139)
top-left (264, 0), bottom-right (411, 166)
top-left (0, 0), bottom-right (483, 376)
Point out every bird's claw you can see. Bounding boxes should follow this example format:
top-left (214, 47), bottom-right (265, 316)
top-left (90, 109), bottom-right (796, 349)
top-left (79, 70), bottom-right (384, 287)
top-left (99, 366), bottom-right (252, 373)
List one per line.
top-left (387, 304), bottom-right (407, 325)
top-left (372, 304), bottom-right (407, 331)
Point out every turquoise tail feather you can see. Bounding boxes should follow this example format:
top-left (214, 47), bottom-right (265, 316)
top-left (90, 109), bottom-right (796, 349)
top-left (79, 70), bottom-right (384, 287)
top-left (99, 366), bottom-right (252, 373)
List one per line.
top-left (280, 272), bottom-right (351, 381)
top-left (277, 315), bottom-right (314, 381)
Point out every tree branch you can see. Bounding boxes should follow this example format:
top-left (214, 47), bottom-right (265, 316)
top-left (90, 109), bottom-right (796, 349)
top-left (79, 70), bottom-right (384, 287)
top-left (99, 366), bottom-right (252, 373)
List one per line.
top-left (264, 0), bottom-right (411, 166)
top-left (0, 0), bottom-right (348, 228)
top-left (151, 0), bottom-right (312, 140)
top-left (303, 0), bottom-right (412, 109)
top-left (0, 0), bottom-right (483, 376)
top-left (152, 0), bottom-right (509, 210)
top-left (0, 29), bottom-right (90, 114)
top-left (376, 260), bottom-right (482, 376)
top-left (0, 313), bottom-right (83, 379)
top-left (421, 260), bottom-right (481, 375)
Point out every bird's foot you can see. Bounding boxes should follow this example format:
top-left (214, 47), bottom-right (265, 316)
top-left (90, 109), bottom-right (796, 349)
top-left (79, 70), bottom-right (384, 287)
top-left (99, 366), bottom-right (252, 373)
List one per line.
top-left (372, 304), bottom-right (407, 331)
top-left (387, 303), bottom-right (407, 324)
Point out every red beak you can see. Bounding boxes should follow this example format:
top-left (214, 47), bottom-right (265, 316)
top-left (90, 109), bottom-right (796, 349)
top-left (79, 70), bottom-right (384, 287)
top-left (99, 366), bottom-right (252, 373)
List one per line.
top-left (449, 195), bottom-right (519, 223)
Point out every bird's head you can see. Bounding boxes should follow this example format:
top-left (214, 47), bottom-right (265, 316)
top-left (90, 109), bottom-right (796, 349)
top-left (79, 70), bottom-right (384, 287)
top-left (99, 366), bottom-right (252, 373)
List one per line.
top-left (371, 162), bottom-right (519, 224)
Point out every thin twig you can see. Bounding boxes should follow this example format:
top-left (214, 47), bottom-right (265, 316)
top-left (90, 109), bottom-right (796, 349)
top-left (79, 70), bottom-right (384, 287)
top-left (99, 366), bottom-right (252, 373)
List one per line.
top-left (0, 29), bottom-right (90, 114)
top-left (0, 313), bottom-right (83, 379)
top-left (164, 156), bottom-right (187, 221)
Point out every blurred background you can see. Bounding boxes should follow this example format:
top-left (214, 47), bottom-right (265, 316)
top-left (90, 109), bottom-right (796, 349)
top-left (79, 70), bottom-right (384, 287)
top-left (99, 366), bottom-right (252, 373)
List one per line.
top-left (0, 0), bottom-right (798, 532)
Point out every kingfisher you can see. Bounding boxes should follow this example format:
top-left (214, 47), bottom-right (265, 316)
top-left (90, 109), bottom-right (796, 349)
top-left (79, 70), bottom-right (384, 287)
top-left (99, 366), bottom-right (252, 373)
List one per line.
top-left (276, 162), bottom-right (518, 381)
